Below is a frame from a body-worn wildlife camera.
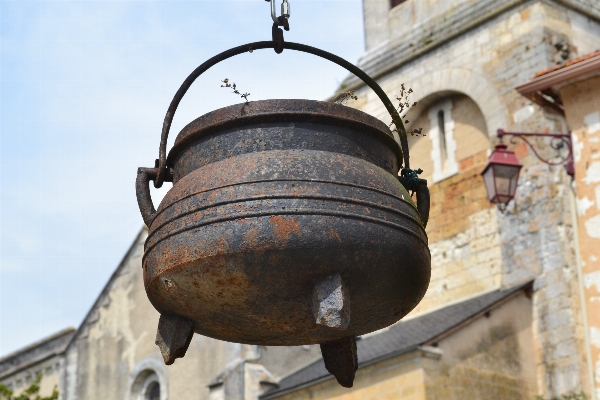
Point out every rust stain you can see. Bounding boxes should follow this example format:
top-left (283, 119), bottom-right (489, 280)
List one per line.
top-left (242, 225), bottom-right (261, 249)
top-left (329, 226), bottom-right (342, 243)
top-left (214, 236), bottom-right (230, 255)
top-left (269, 215), bottom-right (301, 242)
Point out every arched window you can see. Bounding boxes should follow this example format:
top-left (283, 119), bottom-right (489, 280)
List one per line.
top-left (437, 110), bottom-right (447, 163)
top-left (390, 0), bottom-right (407, 9)
top-left (145, 381), bottom-right (161, 400)
top-left (131, 370), bottom-right (161, 400)
top-left (428, 99), bottom-right (458, 182)
top-left (127, 358), bottom-right (168, 400)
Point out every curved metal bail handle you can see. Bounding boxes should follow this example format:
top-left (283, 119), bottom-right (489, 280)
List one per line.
top-left (153, 41), bottom-right (410, 188)
top-left (136, 167), bottom-right (159, 226)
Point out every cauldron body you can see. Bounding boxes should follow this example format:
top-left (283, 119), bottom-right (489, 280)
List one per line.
top-left (142, 100), bottom-right (430, 346)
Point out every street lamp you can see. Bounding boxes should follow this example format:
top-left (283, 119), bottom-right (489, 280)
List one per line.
top-left (482, 129), bottom-right (574, 212)
top-left (481, 143), bottom-right (522, 212)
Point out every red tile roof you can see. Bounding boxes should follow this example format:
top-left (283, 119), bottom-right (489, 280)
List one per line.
top-left (535, 50), bottom-right (600, 77)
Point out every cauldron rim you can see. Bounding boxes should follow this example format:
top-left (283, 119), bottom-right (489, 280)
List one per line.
top-left (167, 99), bottom-right (401, 166)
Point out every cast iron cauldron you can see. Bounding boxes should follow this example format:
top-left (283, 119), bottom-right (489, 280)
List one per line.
top-left (136, 41), bottom-right (431, 388)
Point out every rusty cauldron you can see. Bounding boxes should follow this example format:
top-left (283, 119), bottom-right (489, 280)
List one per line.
top-left (136, 41), bottom-right (431, 388)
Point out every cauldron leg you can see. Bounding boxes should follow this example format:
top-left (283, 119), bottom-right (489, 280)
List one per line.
top-left (312, 273), bottom-right (350, 330)
top-left (155, 314), bottom-right (195, 365)
top-left (320, 336), bottom-right (358, 388)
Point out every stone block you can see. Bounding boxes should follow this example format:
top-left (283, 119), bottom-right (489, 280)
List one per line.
top-left (453, 232), bottom-right (470, 248)
top-left (468, 264), bottom-right (493, 281)
top-left (475, 248), bottom-right (497, 263)
top-left (446, 270), bottom-right (475, 290)
top-left (542, 308), bottom-right (573, 331)
top-left (544, 268), bottom-right (564, 285)
top-left (446, 260), bottom-right (466, 275)
top-left (547, 325), bottom-right (574, 343)
top-left (542, 254), bottom-right (567, 272)
top-left (450, 245), bottom-right (467, 260)
top-left (476, 30), bottom-right (491, 45)
top-left (545, 283), bottom-right (565, 300)
top-left (554, 339), bottom-right (578, 359)
top-left (470, 237), bottom-right (490, 253)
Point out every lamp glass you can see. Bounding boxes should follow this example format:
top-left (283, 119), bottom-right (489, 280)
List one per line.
top-left (493, 164), bottom-right (520, 198)
top-left (482, 166), bottom-right (496, 202)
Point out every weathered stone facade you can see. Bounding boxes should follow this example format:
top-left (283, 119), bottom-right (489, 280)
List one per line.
top-left (340, 0), bottom-right (600, 398)
top-left (0, 328), bottom-right (74, 397)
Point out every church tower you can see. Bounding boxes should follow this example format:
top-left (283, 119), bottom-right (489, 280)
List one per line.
top-left (334, 0), bottom-right (600, 397)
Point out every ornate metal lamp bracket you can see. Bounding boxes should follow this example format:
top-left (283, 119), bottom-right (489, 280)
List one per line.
top-left (497, 129), bottom-right (574, 176)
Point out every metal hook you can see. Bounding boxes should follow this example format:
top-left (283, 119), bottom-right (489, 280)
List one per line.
top-left (270, 0), bottom-right (278, 23)
top-left (267, 0), bottom-right (290, 54)
top-left (267, 0), bottom-right (290, 24)
top-left (281, 0), bottom-right (290, 19)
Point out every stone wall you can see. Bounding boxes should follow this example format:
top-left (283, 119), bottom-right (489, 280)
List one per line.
top-left (346, 0), bottom-right (600, 396)
top-left (353, 1), bottom-right (591, 134)
top-left (496, 130), bottom-right (588, 397)
top-left (424, 291), bottom-right (537, 399)
top-left (409, 154), bottom-right (502, 314)
top-left (359, 0), bottom-right (600, 72)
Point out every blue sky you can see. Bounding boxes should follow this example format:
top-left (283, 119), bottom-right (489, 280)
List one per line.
top-left (0, 0), bottom-right (365, 356)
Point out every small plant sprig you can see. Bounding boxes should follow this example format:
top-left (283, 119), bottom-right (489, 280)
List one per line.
top-left (334, 90), bottom-right (358, 105)
top-left (536, 391), bottom-right (588, 400)
top-left (0, 372), bottom-right (59, 400)
top-left (390, 83), bottom-right (424, 137)
top-left (221, 78), bottom-right (250, 103)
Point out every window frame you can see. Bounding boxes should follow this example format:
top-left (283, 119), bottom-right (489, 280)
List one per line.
top-left (428, 99), bottom-right (458, 183)
top-left (127, 358), bottom-right (168, 400)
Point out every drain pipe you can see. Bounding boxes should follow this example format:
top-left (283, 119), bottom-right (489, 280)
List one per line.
top-left (568, 184), bottom-right (596, 400)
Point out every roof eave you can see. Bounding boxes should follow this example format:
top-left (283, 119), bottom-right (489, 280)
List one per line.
top-left (64, 226), bottom-right (148, 352)
top-left (516, 54), bottom-right (600, 116)
top-left (259, 346), bottom-right (423, 400)
top-left (424, 281), bottom-right (533, 346)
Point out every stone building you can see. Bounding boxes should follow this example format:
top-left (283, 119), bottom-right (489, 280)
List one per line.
top-left (1, 0), bottom-right (600, 399)
top-left (516, 49), bottom-right (600, 400)
top-left (0, 328), bottom-right (74, 397)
